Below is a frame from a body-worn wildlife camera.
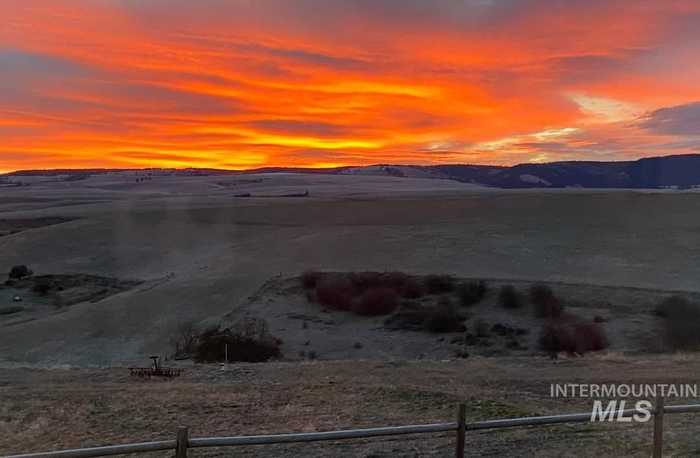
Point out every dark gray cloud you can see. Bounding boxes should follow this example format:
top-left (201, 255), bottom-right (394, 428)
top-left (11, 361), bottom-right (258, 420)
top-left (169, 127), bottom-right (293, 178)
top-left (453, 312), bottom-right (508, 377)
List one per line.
top-left (172, 32), bottom-right (372, 73)
top-left (236, 43), bottom-right (371, 71)
top-left (122, 0), bottom-right (526, 30)
top-left (637, 102), bottom-right (700, 136)
top-left (0, 48), bottom-right (94, 89)
top-left (541, 48), bottom-right (654, 85)
top-left (246, 119), bottom-right (350, 137)
top-left (96, 80), bottom-right (243, 115)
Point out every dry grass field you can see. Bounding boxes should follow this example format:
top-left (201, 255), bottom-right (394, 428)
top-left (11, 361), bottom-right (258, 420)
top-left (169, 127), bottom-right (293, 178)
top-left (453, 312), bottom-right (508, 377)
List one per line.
top-left (1, 172), bottom-right (699, 366)
top-left (2, 357), bottom-right (700, 457)
top-left (2, 172), bottom-right (700, 456)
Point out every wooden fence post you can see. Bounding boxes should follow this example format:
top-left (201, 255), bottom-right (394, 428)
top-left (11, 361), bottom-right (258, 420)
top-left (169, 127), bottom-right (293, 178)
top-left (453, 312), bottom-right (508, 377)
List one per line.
top-left (653, 396), bottom-right (665, 458)
top-left (176, 426), bottom-right (189, 458)
top-left (455, 403), bottom-right (466, 458)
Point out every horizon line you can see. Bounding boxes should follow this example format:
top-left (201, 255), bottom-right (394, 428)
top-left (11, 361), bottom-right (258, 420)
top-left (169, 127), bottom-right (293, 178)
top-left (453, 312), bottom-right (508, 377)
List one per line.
top-left (2, 152), bottom-right (699, 175)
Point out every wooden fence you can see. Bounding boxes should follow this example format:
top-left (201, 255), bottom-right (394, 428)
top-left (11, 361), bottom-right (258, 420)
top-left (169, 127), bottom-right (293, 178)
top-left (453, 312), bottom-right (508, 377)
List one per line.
top-left (4, 398), bottom-right (699, 458)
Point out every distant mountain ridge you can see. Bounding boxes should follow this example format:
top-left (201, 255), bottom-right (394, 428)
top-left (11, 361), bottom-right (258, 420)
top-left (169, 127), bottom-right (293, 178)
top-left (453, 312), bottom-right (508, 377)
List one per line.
top-left (4, 154), bottom-right (700, 189)
top-left (417, 154), bottom-right (700, 188)
top-left (340, 154), bottom-right (700, 188)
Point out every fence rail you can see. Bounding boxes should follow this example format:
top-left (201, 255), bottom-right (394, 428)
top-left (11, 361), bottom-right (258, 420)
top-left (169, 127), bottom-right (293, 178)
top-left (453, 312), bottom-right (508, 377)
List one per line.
top-left (4, 399), bottom-right (699, 458)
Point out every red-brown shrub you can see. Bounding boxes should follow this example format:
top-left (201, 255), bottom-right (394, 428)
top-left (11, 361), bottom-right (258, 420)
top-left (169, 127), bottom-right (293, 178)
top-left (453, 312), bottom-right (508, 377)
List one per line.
top-left (315, 276), bottom-right (354, 311)
top-left (538, 321), bottom-right (608, 355)
top-left (349, 271), bottom-right (384, 290)
top-left (349, 271), bottom-right (411, 292)
top-left (301, 270), bottom-right (322, 289)
top-left (400, 277), bottom-right (425, 299)
top-left (573, 322), bottom-right (608, 353)
top-left (352, 287), bottom-right (399, 316)
top-left (382, 271), bottom-right (409, 289)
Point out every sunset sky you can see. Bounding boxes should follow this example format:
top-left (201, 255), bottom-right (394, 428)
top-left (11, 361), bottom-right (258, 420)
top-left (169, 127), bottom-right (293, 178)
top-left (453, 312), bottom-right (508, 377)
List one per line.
top-left (1, 1), bottom-right (700, 172)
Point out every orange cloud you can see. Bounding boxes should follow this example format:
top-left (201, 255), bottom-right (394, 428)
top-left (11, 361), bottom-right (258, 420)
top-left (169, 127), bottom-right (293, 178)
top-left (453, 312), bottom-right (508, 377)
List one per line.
top-left (1, 0), bottom-right (700, 171)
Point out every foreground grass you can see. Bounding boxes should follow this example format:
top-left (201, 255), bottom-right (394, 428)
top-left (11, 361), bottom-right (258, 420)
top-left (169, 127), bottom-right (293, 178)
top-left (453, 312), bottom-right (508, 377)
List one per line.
top-left (1, 357), bottom-right (699, 457)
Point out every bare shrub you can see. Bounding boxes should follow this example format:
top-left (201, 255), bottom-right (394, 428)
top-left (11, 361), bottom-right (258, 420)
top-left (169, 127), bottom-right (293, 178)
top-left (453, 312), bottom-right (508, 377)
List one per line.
top-left (32, 277), bottom-right (52, 295)
top-left (498, 285), bottom-right (522, 309)
top-left (529, 284), bottom-right (553, 304)
top-left (491, 323), bottom-right (522, 337)
top-left (424, 274), bottom-right (455, 294)
top-left (654, 296), bottom-right (700, 350)
top-left (300, 270), bottom-right (322, 289)
top-left (384, 308), bottom-right (429, 331)
top-left (455, 349), bottom-right (470, 358)
top-left (193, 317), bottom-right (281, 363)
top-left (530, 284), bottom-right (563, 318)
top-left (538, 323), bottom-right (574, 355)
top-left (315, 276), bottom-right (354, 311)
top-left (8, 265), bottom-right (32, 280)
top-left (473, 319), bottom-right (490, 337)
top-left (424, 303), bottom-right (465, 333)
top-left (170, 321), bottom-right (197, 358)
top-left (457, 280), bottom-right (487, 307)
top-left (352, 287), bottom-right (399, 316)
top-left (535, 297), bottom-right (563, 319)
top-left (654, 295), bottom-right (692, 318)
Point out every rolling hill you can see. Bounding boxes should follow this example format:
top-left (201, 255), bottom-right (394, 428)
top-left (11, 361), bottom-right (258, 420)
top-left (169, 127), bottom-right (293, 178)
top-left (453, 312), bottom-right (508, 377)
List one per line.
top-left (4, 154), bottom-right (700, 189)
